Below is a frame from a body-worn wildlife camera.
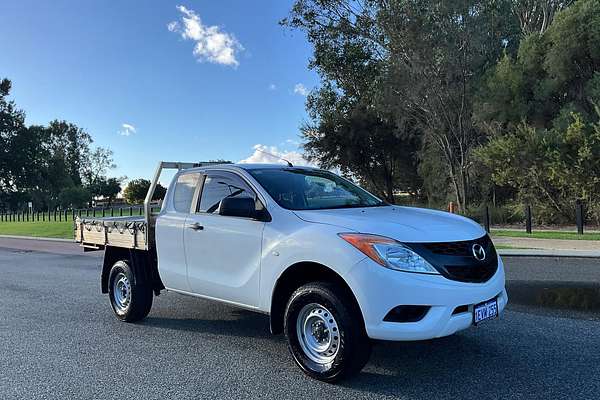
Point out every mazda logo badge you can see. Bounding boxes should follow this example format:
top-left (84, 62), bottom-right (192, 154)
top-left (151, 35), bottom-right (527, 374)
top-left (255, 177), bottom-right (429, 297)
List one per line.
top-left (472, 244), bottom-right (486, 261)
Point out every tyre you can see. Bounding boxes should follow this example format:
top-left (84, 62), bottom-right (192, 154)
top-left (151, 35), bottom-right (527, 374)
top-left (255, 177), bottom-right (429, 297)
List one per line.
top-left (107, 260), bottom-right (153, 322)
top-left (284, 282), bottom-right (371, 382)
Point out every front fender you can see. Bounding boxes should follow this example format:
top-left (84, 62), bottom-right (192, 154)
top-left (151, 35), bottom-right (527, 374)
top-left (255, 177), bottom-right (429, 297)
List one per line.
top-left (258, 220), bottom-right (365, 312)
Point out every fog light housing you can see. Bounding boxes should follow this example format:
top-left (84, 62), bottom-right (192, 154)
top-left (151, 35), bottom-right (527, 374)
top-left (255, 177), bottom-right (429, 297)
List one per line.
top-left (383, 305), bottom-right (430, 323)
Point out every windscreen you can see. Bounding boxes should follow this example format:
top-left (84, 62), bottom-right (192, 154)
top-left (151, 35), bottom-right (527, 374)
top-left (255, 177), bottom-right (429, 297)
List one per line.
top-left (248, 168), bottom-right (385, 210)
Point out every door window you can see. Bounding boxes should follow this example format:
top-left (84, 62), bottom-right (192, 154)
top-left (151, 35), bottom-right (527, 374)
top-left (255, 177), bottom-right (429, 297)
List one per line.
top-left (172, 173), bottom-right (201, 213)
top-left (198, 173), bottom-right (256, 214)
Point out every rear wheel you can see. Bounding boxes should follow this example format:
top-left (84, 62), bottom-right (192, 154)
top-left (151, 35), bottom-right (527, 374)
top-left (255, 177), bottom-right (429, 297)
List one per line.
top-left (284, 282), bottom-right (371, 382)
top-left (108, 260), bottom-right (153, 322)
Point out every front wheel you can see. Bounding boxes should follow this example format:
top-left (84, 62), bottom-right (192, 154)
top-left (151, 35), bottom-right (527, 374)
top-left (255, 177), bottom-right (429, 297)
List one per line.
top-left (284, 282), bottom-right (371, 382)
top-left (108, 260), bottom-right (153, 322)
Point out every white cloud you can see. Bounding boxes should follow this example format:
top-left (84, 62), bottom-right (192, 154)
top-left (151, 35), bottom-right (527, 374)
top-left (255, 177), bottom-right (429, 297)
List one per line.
top-left (268, 83), bottom-right (277, 91)
top-left (239, 144), bottom-right (316, 167)
top-left (293, 83), bottom-right (309, 96)
top-left (168, 5), bottom-right (243, 67)
top-left (119, 123), bottom-right (136, 136)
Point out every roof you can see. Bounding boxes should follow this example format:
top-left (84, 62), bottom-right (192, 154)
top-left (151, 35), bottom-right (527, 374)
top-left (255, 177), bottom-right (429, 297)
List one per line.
top-left (234, 163), bottom-right (318, 171)
top-left (178, 163), bottom-right (319, 176)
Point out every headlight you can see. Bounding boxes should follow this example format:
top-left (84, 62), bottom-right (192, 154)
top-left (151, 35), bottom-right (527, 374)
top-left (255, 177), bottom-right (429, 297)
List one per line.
top-left (338, 233), bottom-right (439, 274)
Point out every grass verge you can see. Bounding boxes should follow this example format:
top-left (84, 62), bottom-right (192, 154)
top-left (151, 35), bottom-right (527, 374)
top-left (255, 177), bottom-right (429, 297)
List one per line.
top-left (492, 229), bottom-right (600, 241)
top-left (0, 221), bottom-right (73, 239)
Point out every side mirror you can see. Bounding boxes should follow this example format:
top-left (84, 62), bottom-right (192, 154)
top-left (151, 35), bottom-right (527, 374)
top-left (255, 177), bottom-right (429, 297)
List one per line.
top-left (219, 197), bottom-right (258, 219)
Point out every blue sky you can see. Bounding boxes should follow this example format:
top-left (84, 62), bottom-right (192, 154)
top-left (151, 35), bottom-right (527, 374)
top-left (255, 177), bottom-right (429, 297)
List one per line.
top-left (0, 0), bottom-right (318, 181)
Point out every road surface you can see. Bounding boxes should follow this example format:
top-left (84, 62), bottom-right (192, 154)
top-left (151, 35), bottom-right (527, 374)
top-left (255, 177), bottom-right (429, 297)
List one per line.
top-left (0, 238), bottom-right (598, 399)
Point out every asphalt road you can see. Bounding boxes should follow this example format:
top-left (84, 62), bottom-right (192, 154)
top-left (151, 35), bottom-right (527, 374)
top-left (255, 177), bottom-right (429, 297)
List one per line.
top-left (0, 239), bottom-right (599, 399)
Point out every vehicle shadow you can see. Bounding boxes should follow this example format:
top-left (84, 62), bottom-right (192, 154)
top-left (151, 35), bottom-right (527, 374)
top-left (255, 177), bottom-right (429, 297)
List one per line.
top-left (141, 311), bottom-right (273, 339)
top-left (341, 332), bottom-right (597, 399)
top-left (141, 296), bottom-right (598, 399)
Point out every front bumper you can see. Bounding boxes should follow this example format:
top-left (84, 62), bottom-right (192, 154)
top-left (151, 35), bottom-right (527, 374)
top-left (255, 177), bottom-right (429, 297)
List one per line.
top-left (345, 256), bottom-right (508, 341)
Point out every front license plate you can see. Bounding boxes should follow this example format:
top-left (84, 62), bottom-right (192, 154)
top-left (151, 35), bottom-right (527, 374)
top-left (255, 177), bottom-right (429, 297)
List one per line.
top-left (473, 298), bottom-right (498, 325)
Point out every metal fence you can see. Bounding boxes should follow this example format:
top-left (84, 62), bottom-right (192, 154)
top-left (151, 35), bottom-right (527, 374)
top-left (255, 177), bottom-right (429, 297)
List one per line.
top-left (1, 201), bottom-right (592, 235)
top-left (0, 204), bottom-right (161, 223)
top-left (465, 201), bottom-right (589, 235)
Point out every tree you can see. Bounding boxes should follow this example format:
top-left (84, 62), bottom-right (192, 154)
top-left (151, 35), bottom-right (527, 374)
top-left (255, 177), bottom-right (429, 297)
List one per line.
top-left (58, 186), bottom-right (91, 209)
top-left (377, 0), bottom-right (519, 212)
top-left (285, 0), bottom-right (520, 210)
top-left (511, 0), bottom-right (573, 35)
top-left (87, 176), bottom-right (122, 205)
top-left (477, 113), bottom-right (600, 224)
top-left (81, 147), bottom-right (116, 188)
top-left (123, 179), bottom-right (167, 205)
top-left (303, 89), bottom-right (422, 202)
top-left (0, 77), bottom-right (119, 211)
top-left (0, 78), bottom-right (27, 210)
top-left (46, 120), bottom-right (92, 186)
top-left (476, 0), bottom-right (600, 131)
top-left (283, 0), bottom-right (422, 203)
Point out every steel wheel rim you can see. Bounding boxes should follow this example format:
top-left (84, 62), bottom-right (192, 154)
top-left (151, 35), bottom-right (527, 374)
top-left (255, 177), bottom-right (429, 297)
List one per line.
top-left (113, 272), bottom-right (131, 313)
top-left (296, 303), bottom-right (340, 364)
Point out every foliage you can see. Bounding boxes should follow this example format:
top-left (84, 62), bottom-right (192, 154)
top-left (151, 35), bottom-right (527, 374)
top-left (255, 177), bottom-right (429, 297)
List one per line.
top-left (58, 186), bottom-right (91, 209)
top-left (475, 0), bottom-right (600, 224)
top-left (477, 114), bottom-right (600, 224)
top-left (285, 0), bottom-right (521, 210)
top-left (0, 78), bottom-right (118, 211)
top-left (476, 0), bottom-right (600, 131)
top-left (283, 0), bottom-right (422, 203)
top-left (511, 0), bottom-right (574, 35)
top-left (123, 179), bottom-right (167, 205)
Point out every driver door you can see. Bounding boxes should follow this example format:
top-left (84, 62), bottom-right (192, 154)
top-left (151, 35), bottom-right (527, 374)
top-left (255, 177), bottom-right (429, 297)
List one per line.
top-left (183, 171), bottom-right (265, 307)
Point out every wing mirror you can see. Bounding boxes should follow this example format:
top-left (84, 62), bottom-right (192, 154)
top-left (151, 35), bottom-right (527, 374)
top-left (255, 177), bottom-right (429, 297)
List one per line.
top-left (219, 197), bottom-right (270, 221)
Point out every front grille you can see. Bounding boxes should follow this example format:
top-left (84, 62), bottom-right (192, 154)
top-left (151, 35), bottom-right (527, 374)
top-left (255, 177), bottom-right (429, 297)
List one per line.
top-left (407, 235), bottom-right (498, 283)
top-left (425, 235), bottom-right (493, 257)
top-left (443, 263), bottom-right (497, 283)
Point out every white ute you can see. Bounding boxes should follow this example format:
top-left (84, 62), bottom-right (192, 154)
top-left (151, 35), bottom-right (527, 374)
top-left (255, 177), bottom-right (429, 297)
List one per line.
top-left (75, 161), bottom-right (507, 382)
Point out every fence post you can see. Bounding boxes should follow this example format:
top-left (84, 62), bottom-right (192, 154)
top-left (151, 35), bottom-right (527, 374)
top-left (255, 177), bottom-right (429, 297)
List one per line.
top-left (576, 200), bottom-right (584, 235)
top-left (129, 206), bottom-right (133, 216)
top-left (102, 208), bottom-right (106, 218)
top-left (484, 205), bottom-right (490, 233)
top-left (111, 208), bottom-right (114, 217)
top-left (120, 208), bottom-right (123, 217)
top-left (525, 205), bottom-right (532, 234)
top-left (139, 206), bottom-right (143, 216)
top-left (448, 202), bottom-right (456, 214)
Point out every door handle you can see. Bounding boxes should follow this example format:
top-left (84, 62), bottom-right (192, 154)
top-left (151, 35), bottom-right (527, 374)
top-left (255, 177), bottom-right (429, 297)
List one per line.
top-left (188, 222), bottom-right (204, 231)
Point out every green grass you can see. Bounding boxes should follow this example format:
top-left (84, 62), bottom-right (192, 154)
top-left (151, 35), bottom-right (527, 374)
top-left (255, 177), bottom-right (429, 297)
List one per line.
top-left (494, 244), bottom-right (527, 250)
top-left (0, 221), bottom-right (74, 239)
top-left (492, 229), bottom-right (600, 241)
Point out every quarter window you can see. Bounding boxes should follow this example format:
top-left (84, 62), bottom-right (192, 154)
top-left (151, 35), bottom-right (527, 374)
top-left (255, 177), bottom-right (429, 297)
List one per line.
top-left (172, 173), bottom-right (201, 213)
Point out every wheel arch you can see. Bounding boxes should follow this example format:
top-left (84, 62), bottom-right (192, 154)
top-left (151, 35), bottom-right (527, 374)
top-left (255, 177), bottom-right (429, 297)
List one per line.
top-left (269, 261), bottom-right (364, 335)
top-left (101, 246), bottom-right (164, 295)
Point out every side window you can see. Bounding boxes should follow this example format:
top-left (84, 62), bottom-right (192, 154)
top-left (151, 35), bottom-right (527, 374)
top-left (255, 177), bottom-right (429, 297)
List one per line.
top-left (172, 173), bottom-right (201, 213)
top-left (198, 173), bottom-right (256, 214)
